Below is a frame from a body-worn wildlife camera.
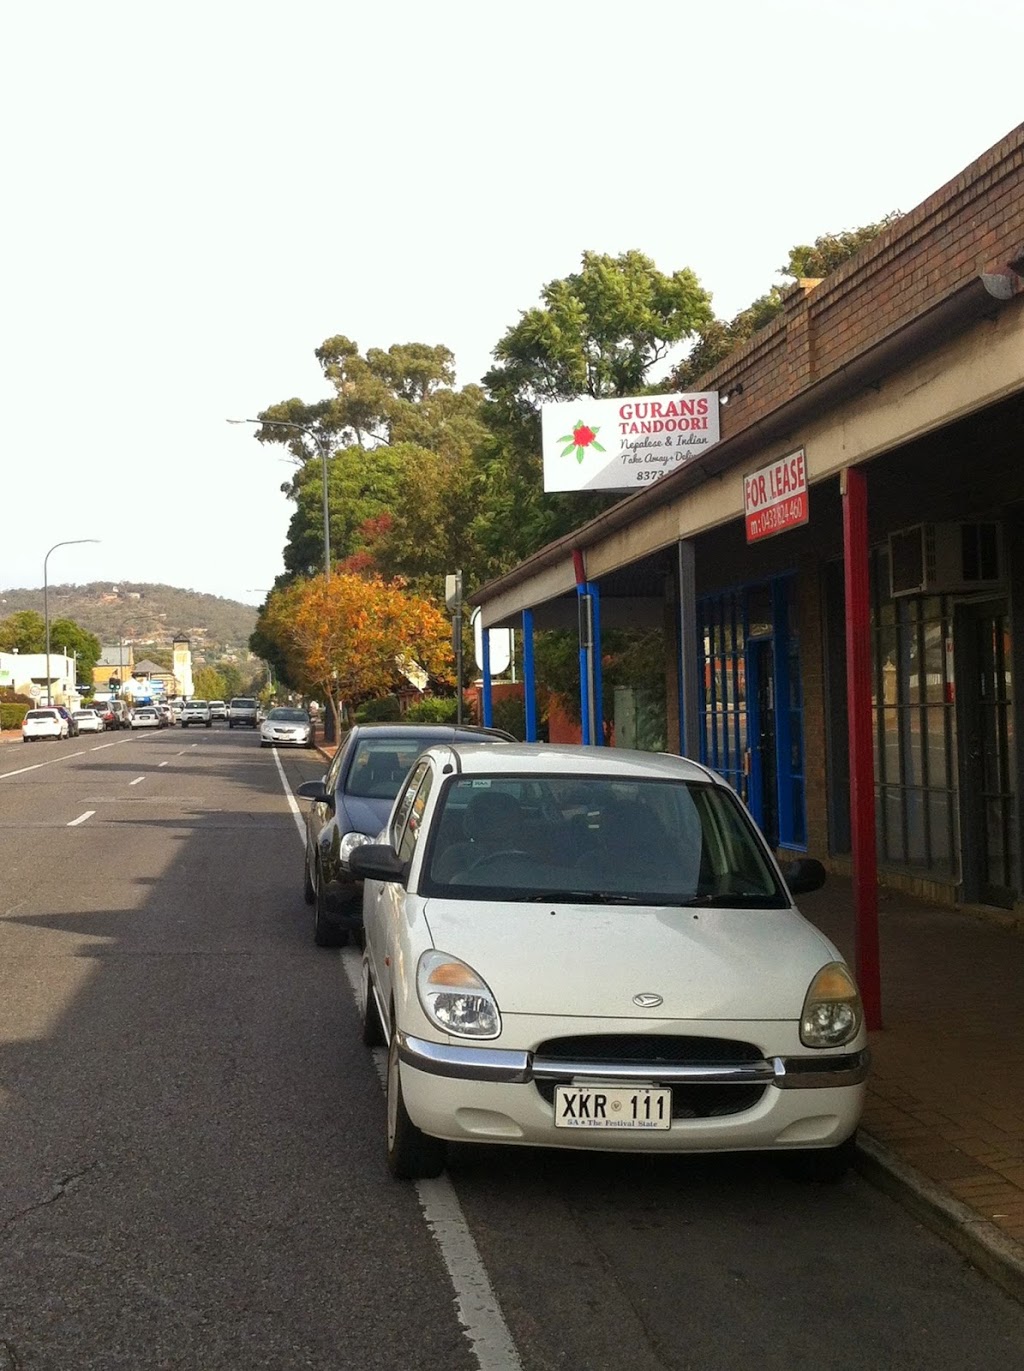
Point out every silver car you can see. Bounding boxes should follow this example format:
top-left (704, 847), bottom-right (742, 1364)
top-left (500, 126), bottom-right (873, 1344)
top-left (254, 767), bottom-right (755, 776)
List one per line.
top-left (260, 707), bottom-right (313, 749)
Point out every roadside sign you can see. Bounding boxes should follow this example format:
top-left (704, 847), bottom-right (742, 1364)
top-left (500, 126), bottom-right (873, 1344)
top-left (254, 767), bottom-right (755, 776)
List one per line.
top-left (744, 448), bottom-right (808, 543)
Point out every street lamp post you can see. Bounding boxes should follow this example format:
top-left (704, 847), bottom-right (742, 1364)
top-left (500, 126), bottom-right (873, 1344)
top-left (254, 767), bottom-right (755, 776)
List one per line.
top-left (44, 539), bottom-right (99, 706)
top-left (227, 418), bottom-right (332, 578)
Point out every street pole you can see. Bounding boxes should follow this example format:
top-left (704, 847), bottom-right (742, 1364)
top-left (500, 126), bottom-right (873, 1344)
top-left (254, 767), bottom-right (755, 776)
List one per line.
top-left (44, 539), bottom-right (99, 706)
top-left (228, 417), bottom-right (336, 741)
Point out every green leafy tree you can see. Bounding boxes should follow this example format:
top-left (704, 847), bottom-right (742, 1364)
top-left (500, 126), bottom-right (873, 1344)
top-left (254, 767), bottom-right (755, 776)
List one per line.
top-left (49, 618), bottom-right (102, 682)
top-left (672, 214), bottom-right (902, 388)
top-left (0, 610), bottom-right (45, 652)
top-left (477, 251), bottom-right (713, 566)
top-left (192, 665), bottom-right (227, 700)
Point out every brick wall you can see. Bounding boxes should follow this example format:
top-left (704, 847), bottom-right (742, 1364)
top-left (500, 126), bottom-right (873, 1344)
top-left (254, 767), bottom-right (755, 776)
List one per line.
top-left (697, 124), bottom-right (1024, 438)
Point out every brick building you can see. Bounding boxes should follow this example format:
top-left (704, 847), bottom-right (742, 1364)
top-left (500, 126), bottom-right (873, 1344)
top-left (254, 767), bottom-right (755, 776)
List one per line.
top-left (471, 123), bottom-right (1024, 949)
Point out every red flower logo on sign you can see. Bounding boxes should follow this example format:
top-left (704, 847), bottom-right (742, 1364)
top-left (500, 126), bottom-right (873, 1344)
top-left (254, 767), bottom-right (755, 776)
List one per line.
top-left (558, 420), bottom-right (606, 464)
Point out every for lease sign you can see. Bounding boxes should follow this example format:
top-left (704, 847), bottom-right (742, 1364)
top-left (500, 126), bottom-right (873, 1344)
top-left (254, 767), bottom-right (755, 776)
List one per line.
top-left (744, 448), bottom-right (808, 543)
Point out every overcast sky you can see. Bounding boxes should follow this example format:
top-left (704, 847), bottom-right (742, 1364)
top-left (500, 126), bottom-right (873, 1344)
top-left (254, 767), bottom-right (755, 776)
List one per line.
top-left (2, 0), bottom-right (1021, 606)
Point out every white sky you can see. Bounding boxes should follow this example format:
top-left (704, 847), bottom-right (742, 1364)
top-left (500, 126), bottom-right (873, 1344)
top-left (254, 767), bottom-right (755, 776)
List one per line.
top-left (2, 0), bottom-right (1022, 605)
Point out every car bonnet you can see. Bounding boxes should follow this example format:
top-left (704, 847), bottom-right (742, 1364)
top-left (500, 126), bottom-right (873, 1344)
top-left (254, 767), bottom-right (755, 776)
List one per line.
top-left (420, 901), bottom-right (842, 1021)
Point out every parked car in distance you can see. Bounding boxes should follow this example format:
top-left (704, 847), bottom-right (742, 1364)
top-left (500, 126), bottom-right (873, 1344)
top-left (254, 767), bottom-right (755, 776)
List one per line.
top-left (227, 697), bottom-right (259, 728)
top-left (260, 707), bottom-right (313, 749)
top-left (351, 742), bottom-right (868, 1182)
top-left (21, 708), bottom-right (69, 742)
top-left (72, 709), bottom-right (105, 734)
top-left (53, 706), bottom-right (79, 737)
top-left (108, 701), bottom-right (131, 730)
top-left (209, 700), bottom-right (228, 721)
top-left (131, 707), bottom-right (161, 729)
top-left (89, 702), bottom-right (117, 730)
top-left (180, 700), bottom-right (212, 728)
top-left (296, 722), bottom-right (515, 948)
top-left (157, 703), bottom-right (173, 726)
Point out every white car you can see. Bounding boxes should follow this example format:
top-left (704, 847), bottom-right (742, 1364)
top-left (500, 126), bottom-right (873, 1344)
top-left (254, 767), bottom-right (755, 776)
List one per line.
top-left (21, 708), bottom-right (69, 742)
top-left (130, 707), bottom-right (161, 729)
top-left (209, 700), bottom-right (228, 721)
top-left (72, 709), bottom-right (105, 734)
top-left (180, 700), bottom-right (212, 728)
top-left (351, 744), bottom-right (868, 1181)
top-left (260, 706), bottom-right (313, 748)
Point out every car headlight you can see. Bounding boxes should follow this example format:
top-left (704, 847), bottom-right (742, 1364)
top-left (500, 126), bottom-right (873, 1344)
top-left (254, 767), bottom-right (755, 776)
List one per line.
top-left (800, 962), bottom-right (863, 1047)
top-left (417, 950), bottom-right (501, 1039)
top-left (338, 830), bottom-right (373, 868)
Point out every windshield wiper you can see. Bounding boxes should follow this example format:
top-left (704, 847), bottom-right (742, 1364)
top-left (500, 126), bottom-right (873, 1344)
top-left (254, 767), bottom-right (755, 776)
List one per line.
top-left (528, 890), bottom-right (642, 905)
top-left (678, 892), bottom-right (783, 907)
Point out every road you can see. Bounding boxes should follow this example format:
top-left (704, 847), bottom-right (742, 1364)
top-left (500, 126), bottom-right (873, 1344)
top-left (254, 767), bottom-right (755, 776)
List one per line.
top-left (1, 729), bottom-right (1022, 1371)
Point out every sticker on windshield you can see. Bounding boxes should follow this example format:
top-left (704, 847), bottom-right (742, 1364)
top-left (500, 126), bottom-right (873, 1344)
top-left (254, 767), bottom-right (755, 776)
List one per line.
top-left (470, 779), bottom-right (492, 788)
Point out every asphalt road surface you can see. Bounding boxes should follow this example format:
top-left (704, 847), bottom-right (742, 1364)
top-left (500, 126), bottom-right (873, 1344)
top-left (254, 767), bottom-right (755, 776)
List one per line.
top-left (1, 729), bottom-right (1022, 1371)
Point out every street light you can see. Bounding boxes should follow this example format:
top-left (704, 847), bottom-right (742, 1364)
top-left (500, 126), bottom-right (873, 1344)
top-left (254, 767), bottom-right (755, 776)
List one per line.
top-left (227, 418), bottom-right (332, 578)
top-left (44, 539), bottom-right (99, 706)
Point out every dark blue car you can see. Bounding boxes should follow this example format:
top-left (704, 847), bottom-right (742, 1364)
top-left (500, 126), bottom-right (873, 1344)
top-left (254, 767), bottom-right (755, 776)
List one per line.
top-left (297, 722), bottom-right (514, 946)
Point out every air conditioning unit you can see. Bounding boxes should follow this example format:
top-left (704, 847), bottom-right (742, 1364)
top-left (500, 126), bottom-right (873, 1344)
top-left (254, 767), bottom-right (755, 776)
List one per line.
top-left (888, 522), bottom-right (1003, 598)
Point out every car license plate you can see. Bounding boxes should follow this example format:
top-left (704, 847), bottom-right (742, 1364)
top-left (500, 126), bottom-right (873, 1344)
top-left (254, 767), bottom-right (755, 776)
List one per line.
top-left (553, 1085), bottom-right (672, 1130)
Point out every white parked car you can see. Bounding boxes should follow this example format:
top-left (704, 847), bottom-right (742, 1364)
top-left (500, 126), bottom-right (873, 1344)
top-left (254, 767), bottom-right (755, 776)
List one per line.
top-left (130, 707), bottom-right (161, 729)
top-left (180, 700), bottom-right (212, 728)
top-left (260, 706), bottom-right (313, 749)
top-left (72, 709), bottom-right (105, 734)
top-left (21, 708), bottom-right (69, 742)
top-left (351, 744), bottom-right (868, 1181)
top-left (209, 700), bottom-right (228, 721)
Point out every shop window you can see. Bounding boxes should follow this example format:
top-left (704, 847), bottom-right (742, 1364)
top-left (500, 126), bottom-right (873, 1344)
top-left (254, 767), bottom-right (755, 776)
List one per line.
top-left (870, 548), bottom-right (957, 875)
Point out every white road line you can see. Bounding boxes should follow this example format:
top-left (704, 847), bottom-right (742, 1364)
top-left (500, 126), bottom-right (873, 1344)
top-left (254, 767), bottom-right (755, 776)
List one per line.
top-left (129, 777), bottom-right (146, 786)
top-left (279, 755), bottom-right (522, 1371)
top-left (1, 737), bottom-right (133, 779)
top-left (158, 761), bottom-right (170, 767)
top-left (67, 810), bottom-right (95, 827)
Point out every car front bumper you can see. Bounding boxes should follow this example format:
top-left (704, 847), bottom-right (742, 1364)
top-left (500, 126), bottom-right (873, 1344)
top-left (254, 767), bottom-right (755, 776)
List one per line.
top-left (396, 1029), bottom-right (869, 1152)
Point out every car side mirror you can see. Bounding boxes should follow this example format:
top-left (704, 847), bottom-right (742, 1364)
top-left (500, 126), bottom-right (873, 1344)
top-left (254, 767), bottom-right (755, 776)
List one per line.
top-left (349, 843), bottom-right (408, 885)
top-left (784, 858), bottom-right (827, 895)
top-left (296, 779), bottom-right (331, 805)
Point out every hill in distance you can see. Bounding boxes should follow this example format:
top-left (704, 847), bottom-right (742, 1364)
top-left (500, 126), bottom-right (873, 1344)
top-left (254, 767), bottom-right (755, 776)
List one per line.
top-left (0, 581), bottom-right (259, 657)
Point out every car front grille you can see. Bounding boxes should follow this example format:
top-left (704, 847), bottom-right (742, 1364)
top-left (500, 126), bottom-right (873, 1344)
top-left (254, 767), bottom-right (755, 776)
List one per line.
top-left (532, 1033), bottom-right (768, 1119)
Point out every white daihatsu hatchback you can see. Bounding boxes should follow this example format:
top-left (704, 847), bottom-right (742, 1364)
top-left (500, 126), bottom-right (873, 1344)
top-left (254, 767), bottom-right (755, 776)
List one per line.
top-left (352, 744), bottom-right (869, 1182)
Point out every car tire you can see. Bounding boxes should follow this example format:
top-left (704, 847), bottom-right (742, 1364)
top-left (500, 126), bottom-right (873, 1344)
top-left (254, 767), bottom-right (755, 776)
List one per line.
top-left (360, 960), bottom-right (385, 1047)
top-left (386, 1026), bottom-right (446, 1179)
top-left (303, 842), bottom-right (316, 905)
top-left (313, 862), bottom-right (348, 948)
top-left (182, 723), bottom-right (189, 729)
top-left (205, 721), bottom-right (211, 728)
top-left (778, 1131), bottom-right (857, 1184)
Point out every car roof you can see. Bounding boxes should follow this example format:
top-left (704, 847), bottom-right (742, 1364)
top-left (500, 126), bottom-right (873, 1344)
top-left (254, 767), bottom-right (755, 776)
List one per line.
top-left (347, 723), bottom-right (516, 743)
top-left (434, 742), bottom-right (720, 784)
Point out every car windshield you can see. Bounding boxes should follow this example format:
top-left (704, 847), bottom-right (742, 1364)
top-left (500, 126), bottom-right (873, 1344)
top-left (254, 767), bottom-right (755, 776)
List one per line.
top-left (345, 740), bottom-right (424, 800)
top-left (188, 701), bottom-right (207, 708)
top-left (267, 709), bottom-right (308, 722)
top-left (420, 774), bottom-right (787, 907)
top-left (25, 710), bottom-right (57, 720)
top-left (73, 711), bottom-right (95, 718)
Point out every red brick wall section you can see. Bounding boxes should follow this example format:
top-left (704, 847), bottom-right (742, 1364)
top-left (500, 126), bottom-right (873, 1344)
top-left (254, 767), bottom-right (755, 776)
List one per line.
top-left (696, 123), bottom-right (1024, 437)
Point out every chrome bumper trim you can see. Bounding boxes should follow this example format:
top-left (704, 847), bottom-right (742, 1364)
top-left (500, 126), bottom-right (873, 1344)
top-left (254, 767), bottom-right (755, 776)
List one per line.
top-left (398, 1035), bottom-right (870, 1089)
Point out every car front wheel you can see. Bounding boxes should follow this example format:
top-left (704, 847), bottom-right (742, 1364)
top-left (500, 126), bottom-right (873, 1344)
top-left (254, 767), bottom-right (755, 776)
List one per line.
top-left (312, 861), bottom-right (347, 948)
top-left (386, 1027), bottom-right (446, 1179)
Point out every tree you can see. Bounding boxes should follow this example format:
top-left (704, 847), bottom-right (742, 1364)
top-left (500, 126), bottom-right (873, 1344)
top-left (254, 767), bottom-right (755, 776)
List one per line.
top-left (192, 665), bottom-right (227, 701)
top-left (255, 338), bottom-right (490, 585)
top-left (672, 214), bottom-right (902, 388)
top-left (0, 611), bottom-right (45, 652)
top-left (252, 572), bottom-right (454, 736)
top-left (49, 618), bottom-right (102, 683)
top-left (477, 251), bottom-right (714, 566)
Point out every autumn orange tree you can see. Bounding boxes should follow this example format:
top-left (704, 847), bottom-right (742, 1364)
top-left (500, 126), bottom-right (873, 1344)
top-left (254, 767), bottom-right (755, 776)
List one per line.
top-left (254, 572), bottom-right (454, 734)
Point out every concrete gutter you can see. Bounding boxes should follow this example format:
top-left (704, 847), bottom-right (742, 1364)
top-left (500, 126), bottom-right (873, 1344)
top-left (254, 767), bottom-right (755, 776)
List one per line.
top-left (856, 1133), bottom-right (1024, 1305)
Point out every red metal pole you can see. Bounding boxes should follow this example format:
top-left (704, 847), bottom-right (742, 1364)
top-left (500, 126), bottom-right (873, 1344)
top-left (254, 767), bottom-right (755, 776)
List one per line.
top-left (842, 466), bottom-right (882, 1029)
